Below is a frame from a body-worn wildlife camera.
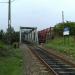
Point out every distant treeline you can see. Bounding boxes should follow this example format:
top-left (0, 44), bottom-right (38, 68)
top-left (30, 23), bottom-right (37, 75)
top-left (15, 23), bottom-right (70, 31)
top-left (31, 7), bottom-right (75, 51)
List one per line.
top-left (0, 27), bottom-right (19, 44)
top-left (54, 21), bottom-right (75, 36)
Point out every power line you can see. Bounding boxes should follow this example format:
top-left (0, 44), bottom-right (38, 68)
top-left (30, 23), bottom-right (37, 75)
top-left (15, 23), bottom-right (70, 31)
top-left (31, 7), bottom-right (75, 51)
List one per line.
top-left (0, 0), bottom-right (15, 3)
top-left (0, 2), bottom-right (8, 3)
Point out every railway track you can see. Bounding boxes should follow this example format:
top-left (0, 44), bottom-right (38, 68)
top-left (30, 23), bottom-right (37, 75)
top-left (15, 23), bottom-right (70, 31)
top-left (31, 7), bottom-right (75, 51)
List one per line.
top-left (28, 45), bottom-right (75, 75)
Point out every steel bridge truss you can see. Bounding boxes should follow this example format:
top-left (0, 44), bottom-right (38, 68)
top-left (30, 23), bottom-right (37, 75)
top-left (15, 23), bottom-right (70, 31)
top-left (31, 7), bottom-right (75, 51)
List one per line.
top-left (20, 27), bottom-right (38, 44)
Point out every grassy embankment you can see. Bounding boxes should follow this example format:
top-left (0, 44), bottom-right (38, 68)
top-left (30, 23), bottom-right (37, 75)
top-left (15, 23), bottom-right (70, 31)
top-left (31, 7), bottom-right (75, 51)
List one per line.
top-left (45, 36), bottom-right (75, 59)
top-left (0, 41), bottom-right (22, 75)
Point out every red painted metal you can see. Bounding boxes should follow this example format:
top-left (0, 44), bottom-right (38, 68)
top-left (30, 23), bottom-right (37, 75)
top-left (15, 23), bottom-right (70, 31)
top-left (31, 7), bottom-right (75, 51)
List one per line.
top-left (38, 28), bottom-right (50, 43)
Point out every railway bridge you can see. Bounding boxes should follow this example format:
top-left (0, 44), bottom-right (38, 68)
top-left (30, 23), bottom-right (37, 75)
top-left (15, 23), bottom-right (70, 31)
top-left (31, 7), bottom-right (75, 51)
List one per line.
top-left (19, 27), bottom-right (38, 44)
top-left (19, 27), bottom-right (75, 75)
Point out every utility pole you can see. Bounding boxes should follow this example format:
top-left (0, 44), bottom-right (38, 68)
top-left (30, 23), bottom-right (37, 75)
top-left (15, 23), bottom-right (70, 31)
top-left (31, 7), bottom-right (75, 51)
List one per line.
top-left (0, 0), bottom-right (15, 44)
top-left (62, 11), bottom-right (64, 23)
top-left (8, 0), bottom-right (11, 29)
top-left (0, 0), bottom-right (15, 29)
top-left (8, 0), bottom-right (11, 44)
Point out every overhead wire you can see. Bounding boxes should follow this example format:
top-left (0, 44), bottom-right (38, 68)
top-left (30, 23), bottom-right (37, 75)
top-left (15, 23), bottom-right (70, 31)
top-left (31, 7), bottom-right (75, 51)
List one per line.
top-left (0, 2), bottom-right (8, 3)
top-left (0, 0), bottom-right (15, 3)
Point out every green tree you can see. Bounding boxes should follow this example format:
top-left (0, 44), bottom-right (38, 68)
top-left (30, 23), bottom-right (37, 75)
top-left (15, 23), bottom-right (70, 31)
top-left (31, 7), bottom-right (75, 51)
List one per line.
top-left (0, 30), bottom-right (4, 40)
top-left (54, 22), bottom-right (75, 36)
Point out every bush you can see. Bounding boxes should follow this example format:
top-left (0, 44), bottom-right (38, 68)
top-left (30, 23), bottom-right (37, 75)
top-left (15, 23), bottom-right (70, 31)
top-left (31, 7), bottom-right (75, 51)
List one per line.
top-left (54, 22), bottom-right (75, 36)
top-left (0, 45), bottom-right (14, 57)
top-left (13, 42), bottom-right (19, 48)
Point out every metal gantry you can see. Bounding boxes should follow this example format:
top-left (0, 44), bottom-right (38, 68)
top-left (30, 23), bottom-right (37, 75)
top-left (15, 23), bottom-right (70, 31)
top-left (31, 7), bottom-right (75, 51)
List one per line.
top-left (0, 0), bottom-right (15, 29)
top-left (20, 27), bottom-right (38, 44)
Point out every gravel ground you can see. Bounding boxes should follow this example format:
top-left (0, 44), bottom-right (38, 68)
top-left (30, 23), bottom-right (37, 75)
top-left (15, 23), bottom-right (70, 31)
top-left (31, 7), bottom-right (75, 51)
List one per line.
top-left (20, 44), bottom-right (54, 75)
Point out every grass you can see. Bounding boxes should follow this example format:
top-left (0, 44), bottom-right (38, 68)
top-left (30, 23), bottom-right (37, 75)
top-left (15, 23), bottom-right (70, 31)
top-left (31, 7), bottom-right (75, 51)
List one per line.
top-left (0, 42), bottom-right (22, 75)
top-left (45, 36), bottom-right (75, 59)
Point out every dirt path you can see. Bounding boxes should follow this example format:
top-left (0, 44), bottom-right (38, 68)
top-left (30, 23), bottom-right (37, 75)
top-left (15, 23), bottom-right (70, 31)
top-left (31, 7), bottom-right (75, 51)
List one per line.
top-left (20, 44), bottom-right (54, 75)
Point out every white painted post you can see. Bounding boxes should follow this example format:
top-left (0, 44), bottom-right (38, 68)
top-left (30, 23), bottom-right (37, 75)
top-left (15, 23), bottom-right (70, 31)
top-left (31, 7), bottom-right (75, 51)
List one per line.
top-left (28, 33), bottom-right (30, 41)
top-left (25, 34), bottom-right (27, 40)
top-left (32, 31), bottom-right (34, 41)
top-left (29, 33), bottom-right (31, 42)
top-left (35, 29), bottom-right (38, 44)
top-left (28, 34), bottom-right (29, 40)
top-left (34, 29), bottom-right (36, 42)
top-left (31, 32), bottom-right (32, 42)
top-left (24, 34), bottom-right (27, 41)
top-left (29, 33), bottom-right (31, 41)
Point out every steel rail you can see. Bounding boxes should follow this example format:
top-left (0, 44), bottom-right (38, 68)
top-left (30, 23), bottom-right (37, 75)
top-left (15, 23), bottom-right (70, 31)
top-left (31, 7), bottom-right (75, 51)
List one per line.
top-left (28, 45), bottom-right (75, 75)
top-left (29, 46), bottom-right (58, 75)
top-left (39, 46), bottom-right (75, 68)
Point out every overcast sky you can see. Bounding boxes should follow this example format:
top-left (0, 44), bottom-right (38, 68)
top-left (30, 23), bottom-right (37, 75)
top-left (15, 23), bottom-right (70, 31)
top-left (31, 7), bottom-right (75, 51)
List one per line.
top-left (0, 0), bottom-right (75, 31)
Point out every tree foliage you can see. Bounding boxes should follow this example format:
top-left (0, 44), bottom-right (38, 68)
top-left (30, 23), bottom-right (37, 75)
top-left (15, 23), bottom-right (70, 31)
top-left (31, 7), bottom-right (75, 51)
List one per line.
top-left (0, 27), bottom-right (20, 57)
top-left (54, 22), bottom-right (75, 36)
top-left (0, 27), bottom-right (19, 44)
top-left (0, 30), bottom-right (4, 40)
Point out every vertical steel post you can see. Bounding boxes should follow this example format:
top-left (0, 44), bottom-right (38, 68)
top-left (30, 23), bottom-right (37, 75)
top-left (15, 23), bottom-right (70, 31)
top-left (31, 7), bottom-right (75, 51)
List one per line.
top-left (62, 11), bottom-right (64, 23)
top-left (8, 0), bottom-right (11, 29)
top-left (8, 0), bottom-right (11, 44)
top-left (35, 29), bottom-right (38, 44)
